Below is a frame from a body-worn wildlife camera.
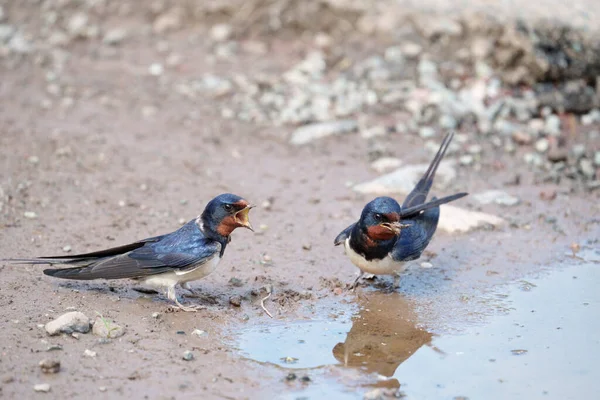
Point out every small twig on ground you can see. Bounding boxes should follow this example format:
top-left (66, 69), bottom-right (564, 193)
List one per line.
top-left (260, 291), bottom-right (273, 318)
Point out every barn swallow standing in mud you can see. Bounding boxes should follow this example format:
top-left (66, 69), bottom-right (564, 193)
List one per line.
top-left (334, 131), bottom-right (468, 289)
top-left (7, 194), bottom-right (254, 312)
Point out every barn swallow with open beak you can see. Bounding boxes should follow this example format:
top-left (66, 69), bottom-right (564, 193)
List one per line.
top-left (334, 131), bottom-right (468, 289)
top-left (6, 193), bottom-right (254, 311)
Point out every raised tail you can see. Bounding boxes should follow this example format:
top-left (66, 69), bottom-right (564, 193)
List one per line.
top-left (400, 192), bottom-right (468, 219)
top-left (403, 131), bottom-right (455, 208)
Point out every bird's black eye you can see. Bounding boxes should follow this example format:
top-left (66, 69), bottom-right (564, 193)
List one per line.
top-left (374, 213), bottom-right (383, 221)
top-left (224, 204), bottom-right (233, 212)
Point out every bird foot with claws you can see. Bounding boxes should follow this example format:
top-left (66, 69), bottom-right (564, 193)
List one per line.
top-left (173, 299), bottom-right (205, 312)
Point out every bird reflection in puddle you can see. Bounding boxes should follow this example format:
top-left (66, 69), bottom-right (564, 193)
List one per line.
top-left (332, 292), bottom-right (437, 388)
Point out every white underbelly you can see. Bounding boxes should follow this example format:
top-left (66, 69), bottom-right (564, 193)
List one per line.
top-left (344, 238), bottom-right (405, 275)
top-left (142, 256), bottom-right (221, 289)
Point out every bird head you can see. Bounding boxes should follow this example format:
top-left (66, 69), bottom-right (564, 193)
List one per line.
top-left (359, 197), bottom-right (408, 241)
top-left (201, 193), bottom-right (254, 238)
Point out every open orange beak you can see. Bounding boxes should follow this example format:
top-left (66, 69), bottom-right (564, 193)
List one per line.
top-left (234, 205), bottom-right (254, 231)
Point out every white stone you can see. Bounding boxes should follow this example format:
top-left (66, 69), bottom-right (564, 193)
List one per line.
top-left (438, 205), bottom-right (505, 233)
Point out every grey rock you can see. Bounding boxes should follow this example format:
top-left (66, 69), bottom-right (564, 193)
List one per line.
top-left (544, 114), bottom-right (561, 136)
top-left (67, 13), bottom-right (89, 38)
top-left (473, 190), bottom-right (520, 206)
top-left (579, 159), bottom-right (595, 178)
top-left (103, 28), bottom-right (127, 45)
top-left (200, 74), bottom-right (232, 97)
top-left (290, 120), bottom-right (357, 145)
top-left (439, 114), bottom-right (457, 129)
top-left (39, 359), bottom-right (60, 374)
top-left (45, 312), bottom-right (90, 336)
top-left (0, 24), bottom-right (14, 43)
top-left (34, 383), bottom-right (51, 393)
top-left (148, 63), bottom-right (163, 76)
top-left (547, 147), bottom-right (568, 163)
top-left (417, 59), bottom-right (439, 82)
top-left (182, 350), bottom-right (194, 361)
top-left (459, 154), bottom-right (474, 165)
top-left (8, 32), bottom-right (32, 54)
top-left (494, 119), bottom-right (520, 136)
top-left (210, 24), bottom-right (232, 42)
top-left (524, 152), bottom-right (543, 167)
top-left (418, 126), bottom-right (436, 139)
top-left (467, 144), bottom-right (483, 154)
top-left (527, 118), bottom-right (545, 137)
top-left (83, 349), bottom-right (96, 357)
top-left (535, 138), bottom-right (549, 153)
top-left (571, 144), bottom-right (586, 159)
top-left (354, 161), bottom-right (456, 194)
top-left (581, 109), bottom-right (600, 125)
top-left (384, 46), bottom-right (404, 64)
top-left (92, 317), bottom-right (125, 339)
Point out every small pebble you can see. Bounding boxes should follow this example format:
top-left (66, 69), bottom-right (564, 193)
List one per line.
top-left (535, 138), bottom-right (549, 153)
top-left (28, 155), bottom-right (40, 164)
top-left (182, 350), bottom-right (194, 361)
top-left (191, 329), bottom-right (207, 337)
top-left (62, 245), bottom-right (72, 253)
top-left (579, 159), bottom-right (595, 178)
top-left (23, 211), bottom-right (37, 219)
top-left (467, 144), bottom-right (482, 154)
top-left (419, 126), bottom-right (436, 139)
top-left (210, 24), bottom-right (232, 42)
top-left (229, 295), bottom-right (242, 307)
top-left (148, 63), bottom-right (164, 76)
top-left (420, 262), bottom-right (433, 268)
top-left (34, 383), bottom-right (51, 393)
top-left (302, 243), bottom-right (312, 251)
top-left (39, 359), bottom-right (60, 374)
top-left (594, 152), bottom-right (600, 166)
top-left (512, 131), bottom-right (532, 145)
top-left (84, 349), bottom-right (97, 357)
top-left (151, 312), bottom-right (160, 319)
top-left (460, 155), bottom-right (474, 165)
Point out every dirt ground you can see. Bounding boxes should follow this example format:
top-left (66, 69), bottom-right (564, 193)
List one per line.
top-left (1, 2), bottom-right (599, 400)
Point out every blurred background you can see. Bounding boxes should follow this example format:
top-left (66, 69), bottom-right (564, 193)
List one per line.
top-left (0, 1), bottom-right (598, 399)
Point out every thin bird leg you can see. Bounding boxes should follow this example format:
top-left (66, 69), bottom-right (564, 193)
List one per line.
top-left (393, 273), bottom-right (401, 289)
top-left (348, 271), bottom-right (365, 291)
top-left (167, 286), bottom-right (203, 312)
top-left (181, 282), bottom-right (201, 297)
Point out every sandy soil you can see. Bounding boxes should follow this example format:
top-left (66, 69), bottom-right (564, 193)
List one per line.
top-left (1, 2), bottom-right (599, 399)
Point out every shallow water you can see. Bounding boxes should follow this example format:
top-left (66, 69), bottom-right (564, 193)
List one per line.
top-left (236, 249), bottom-right (600, 399)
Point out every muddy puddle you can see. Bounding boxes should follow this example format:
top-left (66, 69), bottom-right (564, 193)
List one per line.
top-left (233, 247), bottom-right (599, 399)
